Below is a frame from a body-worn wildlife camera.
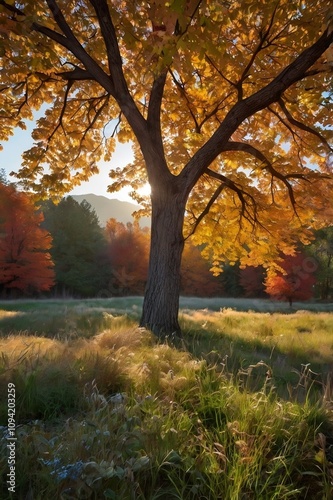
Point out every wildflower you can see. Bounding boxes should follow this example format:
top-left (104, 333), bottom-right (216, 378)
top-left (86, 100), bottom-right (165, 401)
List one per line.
top-left (40, 458), bottom-right (85, 482)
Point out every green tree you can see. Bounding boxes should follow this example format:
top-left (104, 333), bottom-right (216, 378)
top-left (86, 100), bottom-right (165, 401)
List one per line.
top-left (220, 262), bottom-right (244, 298)
top-left (1, 1), bottom-right (333, 335)
top-left (305, 227), bottom-right (333, 300)
top-left (42, 197), bottom-right (109, 296)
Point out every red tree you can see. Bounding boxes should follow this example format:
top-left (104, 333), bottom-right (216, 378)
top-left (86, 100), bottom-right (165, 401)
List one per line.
top-left (0, 184), bottom-right (55, 295)
top-left (265, 253), bottom-right (316, 306)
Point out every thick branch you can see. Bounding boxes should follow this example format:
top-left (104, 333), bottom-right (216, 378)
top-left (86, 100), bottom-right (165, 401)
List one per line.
top-left (180, 27), bottom-right (333, 194)
top-left (88, 0), bottom-right (127, 99)
top-left (33, 1), bottom-right (151, 159)
top-left (57, 66), bottom-right (94, 81)
top-left (87, 0), bottom-right (156, 155)
top-left (0, 0), bottom-right (24, 15)
top-left (147, 71), bottom-right (168, 152)
top-left (32, 21), bottom-right (116, 95)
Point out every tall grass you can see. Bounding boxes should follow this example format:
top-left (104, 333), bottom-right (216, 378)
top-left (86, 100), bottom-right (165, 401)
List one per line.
top-left (181, 309), bottom-right (333, 399)
top-left (0, 300), bottom-right (333, 498)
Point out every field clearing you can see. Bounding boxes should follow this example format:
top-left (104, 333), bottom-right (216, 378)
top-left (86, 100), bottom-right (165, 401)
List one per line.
top-left (1, 297), bottom-right (333, 378)
top-left (2, 295), bottom-right (333, 314)
top-left (1, 298), bottom-right (333, 498)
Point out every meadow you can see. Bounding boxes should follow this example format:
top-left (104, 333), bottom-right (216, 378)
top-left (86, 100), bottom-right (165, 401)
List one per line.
top-left (1, 297), bottom-right (333, 499)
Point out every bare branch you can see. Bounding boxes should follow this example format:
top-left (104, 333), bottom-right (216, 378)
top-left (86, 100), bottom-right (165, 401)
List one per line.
top-left (0, 0), bottom-right (24, 16)
top-left (169, 69), bottom-right (201, 132)
top-left (221, 140), bottom-right (298, 209)
top-left (57, 65), bottom-right (94, 81)
top-left (180, 27), bottom-right (333, 193)
top-left (278, 98), bottom-right (333, 152)
top-left (185, 183), bottom-right (225, 239)
top-left (205, 167), bottom-right (259, 227)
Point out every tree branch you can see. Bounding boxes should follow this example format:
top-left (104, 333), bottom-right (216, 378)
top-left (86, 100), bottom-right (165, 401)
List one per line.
top-left (0, 0), bottom-right (24, 16)
top-left (57, 65), bottom-right (94, 81)
top-left (88, 0), bottom-right (126, 95)
top-left (147, 71), bottom-right (168, 152)
top-left (33, 0), bottom-right (149, 147)
top-left (32, 21), bottom-right (115, 95)
top-left (204, 167), bottom-right (259, 227)
top-left (185, 182), bottom-right (225, 239)
top-left (221, 140), bottom-right (299, 209)
top-left (236, 3), bottom-right (279, 100)
top-left (278, 97), bottom-right (333, 152)
top-left (169, 69), bottom-right (201, 132)
top-left (180, 27), bottom-right (333, 194)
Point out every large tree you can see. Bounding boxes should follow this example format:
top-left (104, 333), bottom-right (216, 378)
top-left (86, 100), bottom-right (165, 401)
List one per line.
top-left (42, 196), bottom-right (109, 296)
top-left (0, 183), bottom-right (54, 295)
top-left (0, 1), bottom-right (333, 335)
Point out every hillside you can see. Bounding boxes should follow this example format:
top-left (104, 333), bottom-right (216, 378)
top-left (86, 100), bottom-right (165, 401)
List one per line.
top-left (71, 193), bottom-right (150, 228)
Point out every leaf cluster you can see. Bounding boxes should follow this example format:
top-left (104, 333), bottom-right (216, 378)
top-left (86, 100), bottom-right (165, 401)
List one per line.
top-left (0, 0), bottom-right (333, 266)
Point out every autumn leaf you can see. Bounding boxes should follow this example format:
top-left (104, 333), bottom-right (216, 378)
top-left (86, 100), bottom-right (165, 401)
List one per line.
top-left (0, 183), bottom-right (54, 294)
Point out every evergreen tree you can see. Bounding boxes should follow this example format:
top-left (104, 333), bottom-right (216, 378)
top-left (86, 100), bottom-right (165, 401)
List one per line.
top-left (305, 227), bottom-right (333, 300)
top-left (42, 197), bottom-right (110, 297)
top-left (220, 262), bottom-right (244, 298)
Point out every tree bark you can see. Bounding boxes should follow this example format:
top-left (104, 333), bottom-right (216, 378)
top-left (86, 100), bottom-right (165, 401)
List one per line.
top-left (140, 187), bottom-right (187, 339)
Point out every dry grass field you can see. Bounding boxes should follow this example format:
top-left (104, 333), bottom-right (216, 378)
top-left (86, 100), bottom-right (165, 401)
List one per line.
top-left (0, 298), bottom-right (333, 499)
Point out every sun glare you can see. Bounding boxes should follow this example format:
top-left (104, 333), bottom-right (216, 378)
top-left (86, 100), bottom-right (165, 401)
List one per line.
top-left (137, 183), bottom-right (151, 198)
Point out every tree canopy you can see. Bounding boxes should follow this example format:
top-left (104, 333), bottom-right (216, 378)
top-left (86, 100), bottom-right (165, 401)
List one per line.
top-left (42, 196), bottom-right (109, 296)
top-left (0, 183), bottom-right (55, 295)
top-left (305, 226), bottom-right (333, 299)
top-left (265, 252), bottom-right (316, 305)
top-left (1, 0), bottom-right (333, 334)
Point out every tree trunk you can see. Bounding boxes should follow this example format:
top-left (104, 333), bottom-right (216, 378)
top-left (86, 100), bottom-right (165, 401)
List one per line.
top-left (140, 188), bottom-right (187, 339)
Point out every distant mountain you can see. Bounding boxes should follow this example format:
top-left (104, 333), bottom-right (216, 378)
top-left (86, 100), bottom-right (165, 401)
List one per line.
top-left (71, 193), bottom-right (150, 228)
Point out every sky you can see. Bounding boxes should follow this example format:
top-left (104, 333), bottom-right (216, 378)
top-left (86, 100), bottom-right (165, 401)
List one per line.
top-left (0, 116), bottom-right (142, 203)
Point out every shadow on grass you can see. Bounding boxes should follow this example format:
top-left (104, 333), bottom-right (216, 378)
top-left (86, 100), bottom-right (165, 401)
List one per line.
top-left (181, 316), bottom-right (332, 401)
top-left (0, 300), bottom-right (142, 339)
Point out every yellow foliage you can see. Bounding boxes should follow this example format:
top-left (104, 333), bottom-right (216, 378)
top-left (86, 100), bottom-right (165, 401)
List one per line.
top-left (0, 0), bottom-right (332, 268)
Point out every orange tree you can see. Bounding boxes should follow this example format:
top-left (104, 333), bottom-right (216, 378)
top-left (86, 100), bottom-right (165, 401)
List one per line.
top-left (0, 183), bottom-right (54, 295)
top-left (105, 218), bottom-right (150, 295)
top-left (181, 242), bottom-right (222, 297)
top-left (0, 1), bottom-right (333, 335)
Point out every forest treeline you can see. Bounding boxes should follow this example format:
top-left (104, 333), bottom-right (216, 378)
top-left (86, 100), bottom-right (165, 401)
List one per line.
top-left (0, 180), bottom-right (332, 302)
